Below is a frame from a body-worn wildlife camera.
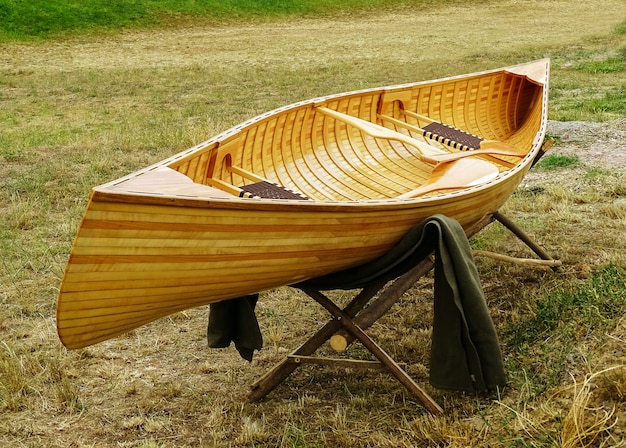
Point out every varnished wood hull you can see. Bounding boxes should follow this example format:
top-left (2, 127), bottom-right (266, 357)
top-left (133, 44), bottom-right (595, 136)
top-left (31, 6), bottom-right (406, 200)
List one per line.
top-left (57, 60), bottom-right (550, 349)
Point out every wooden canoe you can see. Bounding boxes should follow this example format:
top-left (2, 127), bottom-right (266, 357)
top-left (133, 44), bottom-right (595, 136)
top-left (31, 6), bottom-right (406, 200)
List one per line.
top-left (57, 59), bottom-right (550, 349)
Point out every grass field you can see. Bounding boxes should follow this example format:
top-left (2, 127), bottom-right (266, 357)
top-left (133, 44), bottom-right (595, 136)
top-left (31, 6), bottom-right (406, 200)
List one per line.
top-left (2, 0), bottom-right (626, 446)
top-left (0, 0), bottom-right (457, 41)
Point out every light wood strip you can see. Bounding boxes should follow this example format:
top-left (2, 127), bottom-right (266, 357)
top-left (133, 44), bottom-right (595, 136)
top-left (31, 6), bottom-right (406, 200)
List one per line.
top-left (280, 110), bottom-right (306, 195)
top-left (464, 78), bottom-right (479, 133)
top-left (281, 108), bottom-right (324, 199)
top-left (79, 206), bottom-right (420, 226)
top-left (330, 100), bottom-right (382, 196)
top-left (72, 228), bottom-right (406, 249)
top-left (70, 237), bottom-right (399, 257)
top-left (85, 208), bottom-right (428, 234)
top-left (240, 125), bottom-right (258, 182)
top-left (267, 114), bottom-right (288, 187)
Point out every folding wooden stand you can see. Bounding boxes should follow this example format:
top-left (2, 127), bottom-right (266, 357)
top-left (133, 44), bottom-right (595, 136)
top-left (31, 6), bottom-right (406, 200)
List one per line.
top-left (248, 212), bottom-right (560, 414)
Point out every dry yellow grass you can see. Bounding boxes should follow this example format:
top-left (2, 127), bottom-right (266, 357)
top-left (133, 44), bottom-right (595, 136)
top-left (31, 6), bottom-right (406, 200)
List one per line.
top-left (2, 1), bottom-right (626, 446)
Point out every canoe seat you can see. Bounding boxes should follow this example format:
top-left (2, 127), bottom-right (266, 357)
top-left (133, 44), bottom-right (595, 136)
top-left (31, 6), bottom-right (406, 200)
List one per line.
top-left (240, 181), bottom-right (309, 200)
top-left (108, 168), bottom-right (234, 198)
top-left (421, 122), bottom-right (484, 151)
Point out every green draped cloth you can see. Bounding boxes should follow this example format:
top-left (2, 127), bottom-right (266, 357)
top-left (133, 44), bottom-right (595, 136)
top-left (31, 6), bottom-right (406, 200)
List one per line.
top-left (298, 214), bottom-right (506, 392)
top-left (209, 214), bottom-right (506, 392)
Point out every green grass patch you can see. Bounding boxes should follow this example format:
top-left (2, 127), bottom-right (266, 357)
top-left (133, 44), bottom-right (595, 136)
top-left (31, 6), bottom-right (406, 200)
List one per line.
top-left (575, 55), bottom-right (626, 74)
top-left (548, 45), bottom-right (626, 121)
top-left (505, 265), bottom-right (626, 348)
top-left (535, 154), bottom-right (581, 170)
top-left (503, 265), bottom-right (626, 394)
top-left (550, 82), bottom-right (626, 121)
top-left (0, 0), bottom-right (456, 41)
top-left (0, 0), bottom-right (153, 40)
top-left (572, 85), bottom-right (626, 116)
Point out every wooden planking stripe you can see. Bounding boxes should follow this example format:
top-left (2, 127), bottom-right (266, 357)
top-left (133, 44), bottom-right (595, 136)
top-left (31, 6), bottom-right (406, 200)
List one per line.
top-left (265, 107), bottom-right (321, 199)
top-left (59, 254), bottom-right (374, 292)
top-left (60, 255), bottom-right (376, 325)
top-left (61, 248), bottom-right (381, 274)
top-left (59, 315), bottom-right (172, 348)
top-left (75, 218), bottom-right (418, 240)
top-left (70, 238), bottom-right (397, 256)
top-left (268, 109), bottom-right (299, 193)
top-left (334, 97), bottom-right (408, 196)
top-left (83, 204), bottom-right (420, 222)
top-left (69, 245), bottom-right (387, 259)
top-left (67, 241), bottom-right (391, 264)
top-left (318, 109), bottom-right (376, 199)
top-left (78, 217), bottom-right (419, 234)
top-left (70, 229), bottom-right (407, 250)
top-left (60, 274), bottom-right (317, 307)
top-left (288, 107), bottom-right (338, 200)
top-left (318, 101), bottom-right (378, 199)
top-left (301, 107), bottom-right (361, 200)
top-left (262, 113), bottom-right (285, 187)
top-left (324, 120), bottom-right (388, 198)
top-left (78, 226), bottom-right (401, 255)
top-left (343, 97), bottom-right (395, 195)
top-left (284, 107), bottom-right (316, 196)
top-left (59, 268), bottom-right (363, 305)
top-left (59, 299), bottom-right (212, 332)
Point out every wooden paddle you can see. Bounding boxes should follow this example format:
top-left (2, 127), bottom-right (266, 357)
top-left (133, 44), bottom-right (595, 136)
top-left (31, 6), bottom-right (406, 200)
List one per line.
top-left (316, 107), bottom-right (523, 165)
top-left (397, 157), bottom-right (499, 198)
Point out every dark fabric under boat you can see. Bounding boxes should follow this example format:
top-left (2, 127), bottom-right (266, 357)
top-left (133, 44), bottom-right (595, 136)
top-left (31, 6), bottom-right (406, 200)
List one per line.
top-left (207, 294), bottom-right (262, 362)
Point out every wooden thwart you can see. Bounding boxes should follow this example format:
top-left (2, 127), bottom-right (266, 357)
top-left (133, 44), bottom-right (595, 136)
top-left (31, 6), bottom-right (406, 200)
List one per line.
top-left (248, 212), bottom-right (560, 414)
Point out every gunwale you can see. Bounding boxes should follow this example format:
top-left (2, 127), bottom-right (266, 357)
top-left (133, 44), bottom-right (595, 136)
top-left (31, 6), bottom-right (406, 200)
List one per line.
top-left (57, 59), bottom-right (550, 349)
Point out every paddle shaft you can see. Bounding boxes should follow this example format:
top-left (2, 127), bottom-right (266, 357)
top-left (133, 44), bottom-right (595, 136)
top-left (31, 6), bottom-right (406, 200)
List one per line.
top-left (317, 106), bottom-right (443, 158)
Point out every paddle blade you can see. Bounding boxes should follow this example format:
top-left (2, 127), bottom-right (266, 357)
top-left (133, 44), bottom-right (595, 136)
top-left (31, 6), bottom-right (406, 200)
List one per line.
top-left (399, 158), bottom-right (499, 198)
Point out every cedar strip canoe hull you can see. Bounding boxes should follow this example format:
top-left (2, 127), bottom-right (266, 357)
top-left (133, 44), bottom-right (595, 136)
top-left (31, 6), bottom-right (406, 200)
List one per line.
top-left (57, 60), bottom-right (550, 349)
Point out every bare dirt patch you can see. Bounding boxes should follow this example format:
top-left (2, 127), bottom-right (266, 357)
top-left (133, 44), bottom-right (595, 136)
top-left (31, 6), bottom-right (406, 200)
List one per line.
top-left (546, 119), bottom-right (626, 168)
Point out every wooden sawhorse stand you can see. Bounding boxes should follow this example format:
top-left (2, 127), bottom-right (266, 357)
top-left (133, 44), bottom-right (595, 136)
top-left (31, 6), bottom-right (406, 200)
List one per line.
top-left (248, 212), bottom-right (560, 414)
